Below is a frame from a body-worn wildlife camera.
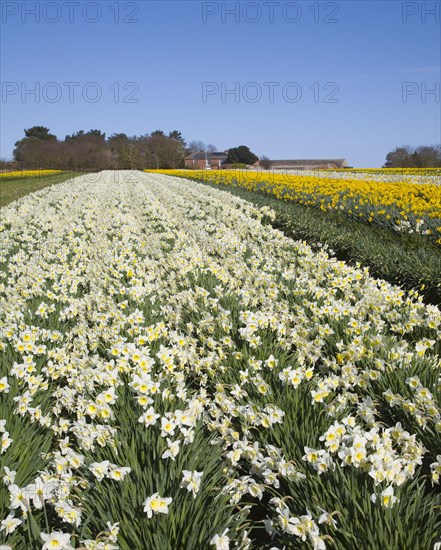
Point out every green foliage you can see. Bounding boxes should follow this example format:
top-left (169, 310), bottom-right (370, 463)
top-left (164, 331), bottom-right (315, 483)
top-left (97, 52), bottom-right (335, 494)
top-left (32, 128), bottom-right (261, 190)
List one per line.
top-left (24, 127), bottom-right (57, 141)
top-left (226, 146), bottom-right (259, 165)
top-left (0, 172), bottom-right (81, 207)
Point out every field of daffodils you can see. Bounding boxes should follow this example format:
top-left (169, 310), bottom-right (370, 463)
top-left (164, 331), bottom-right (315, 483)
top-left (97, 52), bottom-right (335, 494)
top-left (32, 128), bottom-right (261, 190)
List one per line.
top-left (0, 171), bottom-right (440, 549)
top-left (148, 170), bottom-right (441, 244)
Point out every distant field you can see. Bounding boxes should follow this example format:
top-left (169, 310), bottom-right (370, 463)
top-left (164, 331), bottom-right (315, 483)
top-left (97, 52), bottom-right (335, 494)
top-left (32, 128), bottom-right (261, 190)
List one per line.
top-left (0, 171), bottom-right (80, 207)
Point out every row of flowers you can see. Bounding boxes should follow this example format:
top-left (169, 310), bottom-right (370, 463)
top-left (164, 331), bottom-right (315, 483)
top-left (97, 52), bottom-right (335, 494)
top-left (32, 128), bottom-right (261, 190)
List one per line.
top-left (0, 170), bottom-right (63, 180)
top-left (257, 168), bottom-right (441, 185)
top-left (146, 169), bottom-right (441, 241)
top-left (0, 170), bottom-right (440, 548)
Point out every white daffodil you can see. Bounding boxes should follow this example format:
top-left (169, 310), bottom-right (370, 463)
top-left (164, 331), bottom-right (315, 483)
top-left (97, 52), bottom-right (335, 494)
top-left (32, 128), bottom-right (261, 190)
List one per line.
top-left (210, 529), bottom-right (230, 550)
top-left (108, 466), bottom-right (131, 481)
top-left (41, 531), bottom-right (73, 549)
top-left (371, 485), bottom-right (399, 508)
top-left (138, 407), bottom-right (160, 427)
top-left (2, 467), bottom-right (15, 487)
top-left (0, 377), bottom-right (9, 393)
top-left (143, 493), bottom-right (172, 518)
top-left (89, 460), bottom-right (111, 481)
top-left (0, 513), bottom-right (21, 535)
top-left (161, 438), bottom-right (180, 461)
top-left (180, 470), bottom-right (203, 498)
top-left (1, 433), bottom-right (13, 455)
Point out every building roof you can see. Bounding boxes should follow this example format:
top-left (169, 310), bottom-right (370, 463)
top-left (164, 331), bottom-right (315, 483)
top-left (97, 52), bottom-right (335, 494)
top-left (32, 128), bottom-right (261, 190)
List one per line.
top-left (186, 151), bottom-right (228, 160)
top-left (268, 159), bottom-right (348, 167)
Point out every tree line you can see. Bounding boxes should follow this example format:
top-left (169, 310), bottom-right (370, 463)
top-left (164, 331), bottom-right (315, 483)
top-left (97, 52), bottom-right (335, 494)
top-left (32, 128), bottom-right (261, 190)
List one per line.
top-left (383, 145), bottom-right (441, 168)
top-left (9, 127), bottom-right (440, 170)
top-left (10, 126), bottom-right (261, 171)
top-left (12, 126), bottom-right (191, 170)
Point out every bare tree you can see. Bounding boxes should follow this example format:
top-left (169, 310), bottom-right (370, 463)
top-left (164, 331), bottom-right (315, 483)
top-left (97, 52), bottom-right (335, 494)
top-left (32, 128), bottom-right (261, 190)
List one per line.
top-left (383, 144), bottom-right (441, 168)
top-left (187, 140), bottom-right (206, 154)
top-left (414, 145), bottom-right (441, 168)
top-left (205, 144), bottom-right (217, 153)
top-left (259, 155), bottom-right (272, 170)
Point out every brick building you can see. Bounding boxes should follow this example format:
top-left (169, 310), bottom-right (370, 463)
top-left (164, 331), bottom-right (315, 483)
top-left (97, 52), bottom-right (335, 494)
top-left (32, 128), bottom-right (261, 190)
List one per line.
top-left (184, 151), bottom-right (228, 169)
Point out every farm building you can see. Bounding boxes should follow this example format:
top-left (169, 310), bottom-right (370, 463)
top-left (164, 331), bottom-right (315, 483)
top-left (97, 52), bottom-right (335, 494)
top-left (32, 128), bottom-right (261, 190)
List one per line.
top-left (184, 154), bottom-right (350, 170)
top-left (184, 151), bottom-right (228, 169)
top-left (261, 159), bottom-right (349, 170)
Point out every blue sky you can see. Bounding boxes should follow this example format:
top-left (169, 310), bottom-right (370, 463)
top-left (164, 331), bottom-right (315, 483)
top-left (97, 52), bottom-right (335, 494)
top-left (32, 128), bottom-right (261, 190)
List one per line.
top-left (1, 0), bottom-right (440, 166)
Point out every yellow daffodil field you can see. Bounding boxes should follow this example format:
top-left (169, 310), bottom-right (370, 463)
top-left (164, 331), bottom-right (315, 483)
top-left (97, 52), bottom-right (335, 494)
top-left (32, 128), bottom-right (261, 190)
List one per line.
top-left (1, 171), bottom-right (441, 549)
top-left (148, 169), bottom-right (441, 244)
top-left (0, 170), bottom-right (63, 180)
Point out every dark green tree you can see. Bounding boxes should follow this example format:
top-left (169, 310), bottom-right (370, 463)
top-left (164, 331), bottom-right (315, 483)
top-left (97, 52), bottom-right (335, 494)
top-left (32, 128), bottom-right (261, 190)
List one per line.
top-left (168, 130), bottom-right (186, 146)
top-left (14, 126), bottom-right (57, 162)
top-left (24, 126), bottom-right (57, 140)
top-left (226, 145), bottom-right (259, 165)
